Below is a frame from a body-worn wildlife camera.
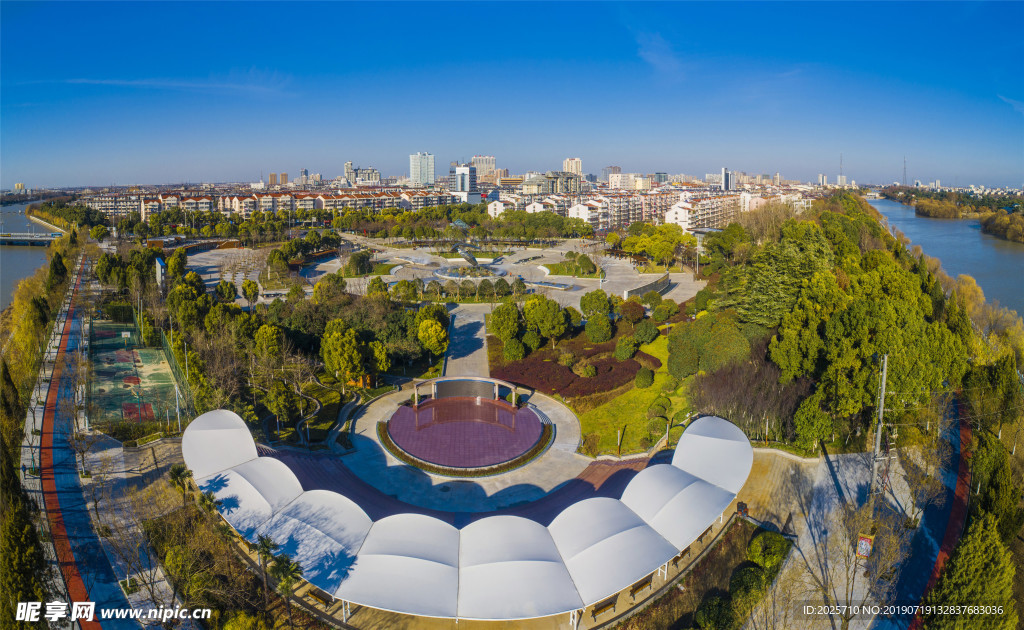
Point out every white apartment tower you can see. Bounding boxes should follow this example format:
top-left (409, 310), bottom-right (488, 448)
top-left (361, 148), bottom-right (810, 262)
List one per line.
top-left (818, 174), bottom-right (827, 186)
top-left (409, 152), bottom-right (435, 186)
top-left (563, 157), bottom-right (583, 177)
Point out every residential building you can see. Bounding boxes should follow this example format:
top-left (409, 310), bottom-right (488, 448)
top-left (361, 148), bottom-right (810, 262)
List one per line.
top-left (281, 173), bottom-right (289, 185)
top-left (563, 158), bottom-right (583, 177)
top-left (568, 200), bottom-right (609, 230)
top-left (522, 171), bottom-right (582, 196)
top-left (664, 202), bottom-right (691, 231)
top-left (471, 155), bottom-right (496, 177)
top-left (818, 174), bottom-right (827, 186)
top-left (269, 173), bottom-right (278, 187)
top-left (837, 175), bottom-right (848, 187)
top-left (601, 166), bottom-right (621, 182)
top-left (409, 152), bottom-right (435, 186)
top-left (608, 172), bottom-right (636, 190)
top-left (487, 200), bottom-right (510, 218)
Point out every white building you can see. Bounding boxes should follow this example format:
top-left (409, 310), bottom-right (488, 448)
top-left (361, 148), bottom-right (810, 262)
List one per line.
top-left (608, 173), bottom-right (636, 190)
top-left (409, 152), bottom-right (435, 186)
top-left (562, 157), bottom-right (582, 177)
top-left (568, 201), bottom-right (608, 230)
top-left (664, 203), bottom-right (691, 231)
top-left (471, 155), bottom-right (496, 177)
top-left (487, 200), bottom-right (510, 218)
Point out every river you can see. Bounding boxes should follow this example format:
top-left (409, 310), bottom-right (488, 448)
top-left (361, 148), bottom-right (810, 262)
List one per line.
top-left (1, 201), bottom-right (51, 311)
top-left (867, 197), bottom-right (1024, 317)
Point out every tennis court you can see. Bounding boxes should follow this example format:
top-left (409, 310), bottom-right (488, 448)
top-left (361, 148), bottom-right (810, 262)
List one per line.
top-left (90, 320), bottom-right (180, 426)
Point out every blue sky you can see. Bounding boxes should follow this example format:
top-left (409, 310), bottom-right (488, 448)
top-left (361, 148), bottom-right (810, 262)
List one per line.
top-left (2, 1), bottom-right (1022, 188)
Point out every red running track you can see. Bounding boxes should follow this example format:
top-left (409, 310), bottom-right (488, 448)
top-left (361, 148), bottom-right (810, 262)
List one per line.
top-left (39, 258), bottom-right (104, 630)
top-left (908, 402), bottom-right (972, 630)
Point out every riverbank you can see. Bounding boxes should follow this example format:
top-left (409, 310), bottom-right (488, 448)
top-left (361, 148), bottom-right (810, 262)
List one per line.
top-left (25, 205), bottom-right (72, 233)
top-left (1, 202), bottom-right (51, 311)
top-left (882, 193), bottom-right (1022, 244)
top-left (868, 197), bottom-right (1024, 317)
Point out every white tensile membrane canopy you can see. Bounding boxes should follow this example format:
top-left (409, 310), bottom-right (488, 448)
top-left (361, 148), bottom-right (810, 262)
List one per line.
top-left (182, 411), bottom-right (753, 620)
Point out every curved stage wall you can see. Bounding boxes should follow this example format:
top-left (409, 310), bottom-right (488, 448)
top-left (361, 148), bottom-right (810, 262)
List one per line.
top-left (182, 410), bottom-right (753, 621)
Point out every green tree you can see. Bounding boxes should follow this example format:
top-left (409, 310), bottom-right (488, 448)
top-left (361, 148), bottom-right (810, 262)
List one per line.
top-left (580, 289), bottom-right (610, 319)
top-left (634, 319), bottom-right (659, 345)
top-left (367, 276), bottom-right (389, 296)
top-left (614, 335), bottom-right (638, 360)
top-left (503, 337), bottom-right (526, 361)
top-left (242, 279), bottom-right (260, 309)
top-left (270, 554), bottom-right (303, 630)
top-left (168, 463), bottom-right (193, 510)
top-left (367, 340), bottom-right (390, 375)
top-left (793, 389), bottom-right (831, 451)
top-left (254, 325), bottom-right (284, 372)
top-left (924, 514), bottom-right (1016, 629)
top-left (489, 303), bottom-right (520, 341)
top-left (585, 314), bottom-right (613, 343)
top-left (523, 296), bottom-right (568, 349)
top-left (167, 247), bottom-right (187, 281)
top-left (89, 224), bottom-right (109, 241)
top-left (255, 535), bottom-right (279, 610)
top-left (618, 300), bottom-right (645, 330)
top-left (418, 319), bottom-right (449, 357)
top-left (215, 279), bottom-right (237, 302)
top-left (321, 329), bottom-right (364, 395)
top-left (0, 434), bottom-right (47, 628)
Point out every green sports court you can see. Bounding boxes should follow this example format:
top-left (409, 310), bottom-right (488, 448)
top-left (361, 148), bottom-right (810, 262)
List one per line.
top-left (89, 320), bottom-right (181, 428)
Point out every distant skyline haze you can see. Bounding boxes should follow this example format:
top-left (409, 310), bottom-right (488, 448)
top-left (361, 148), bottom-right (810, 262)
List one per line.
top-left (1, 1), bottom-right (1021, 189)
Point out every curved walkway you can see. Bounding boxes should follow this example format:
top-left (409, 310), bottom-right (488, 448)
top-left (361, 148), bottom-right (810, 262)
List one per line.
top-left (336, 388), bottom-right (590, 513)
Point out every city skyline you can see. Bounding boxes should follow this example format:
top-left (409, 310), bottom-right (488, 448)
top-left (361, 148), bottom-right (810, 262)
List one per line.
top-left (2, 2), bottom-right (1022, 189)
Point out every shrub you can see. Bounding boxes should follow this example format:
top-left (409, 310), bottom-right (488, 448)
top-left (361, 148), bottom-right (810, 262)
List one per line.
top-left (585, 314), bottom-right (613, 343)
top-left (582, 433), bottom-right (601, 456)
top-left (571, 358), bottom-right (597, 378)
top-left (635, 367), bottom-right (654, 388)
top-left (647, 417), bottom-right (667, 439)
top-left (565, 306), bottom-right (583, 328)
top-left (695, 595), bottom-right (733, 630)
top-left (748, 531), bottom-right (790, 575)
top-left (653, 302), bottom-right (675, 322)
top-left (667, 339), bottom-right (699, 379)
top-left (522, 330), bottom-right (543, 352)
top-left (634, 319), bottom-right (659, 345)
top-left (614, 335), bottom-right (638, 361)
top-left (653, 395), bottom-right (671, 409)
top-left (661, 375), bottom-right (681, 392)
top-left (618, 300), bottom-right (645, 327)
top-left (647, 405), bottom-right (666, 419)
top-left (730, 564), bottom-right (767, 621)
top-left (642, 290), bottom-right (663, 308)
top-left (558, 352), bottom-right (576, 367)
top-left (673, 409), bottom-right (690, 425)
top-left (503, 338), bottom-right (525, 361)
top-left (507, 391), bottom-right (518, 405)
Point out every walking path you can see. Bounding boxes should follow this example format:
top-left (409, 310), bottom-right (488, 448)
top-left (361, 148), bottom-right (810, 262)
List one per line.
top-left (443, 305), bottom-right (490, 378)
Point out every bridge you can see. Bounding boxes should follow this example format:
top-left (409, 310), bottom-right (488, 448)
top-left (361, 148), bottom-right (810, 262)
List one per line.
top-left (0, 232), bottom-right (63, 246)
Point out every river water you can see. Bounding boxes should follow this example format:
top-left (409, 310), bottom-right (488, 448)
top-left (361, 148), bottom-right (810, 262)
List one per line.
top-left (868, 198), bottom-right (1024, 317)
top-left (1, 201), bottom-right (50, 311)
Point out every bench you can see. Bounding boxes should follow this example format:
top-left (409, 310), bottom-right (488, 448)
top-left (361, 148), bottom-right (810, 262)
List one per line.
top-left (697, 525), bottom-right (713, 545)
top-left (591, 596), bottom-right (617, 620)
top-left (629, 576), bottom-right (653, 601)
top-left (672, 546), bottom-right (691, 568)
top-left (305, 588), bottom-right (331, 608)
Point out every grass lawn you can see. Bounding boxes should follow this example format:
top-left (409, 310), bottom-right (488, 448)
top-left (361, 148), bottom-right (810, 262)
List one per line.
top-left (302, 376), bottom-right (345, 442)
top-left (542, 262), bottom-right (604, 279)
top-left (338, 262), bottom-right (398, 278)
top-left (575, 334), bottom-right (689, 455)
top-left (637, 263), bottom-right (686, 274)
top-left (258, 267), bottom-right (294, 291)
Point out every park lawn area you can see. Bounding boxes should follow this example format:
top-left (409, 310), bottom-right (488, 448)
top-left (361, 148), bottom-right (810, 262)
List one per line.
top-left (575, 334), bottom-right (688, 455)
top-left (302, 377), bottom-right (345, 442)
top-left (637, 263), bottom-right (686, 274)
top-left (338, 262), bottom-right (398, 278)
top-left (258, 267), bottom-right (293, 291)
top-left (542, 262), bottom-right (604, 279)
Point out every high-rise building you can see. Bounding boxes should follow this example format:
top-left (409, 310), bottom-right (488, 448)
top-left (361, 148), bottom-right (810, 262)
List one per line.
top-left (281, 173), bottom-right (289, 185)
top-left (934, 179), bottom-right (941, 188)
top-left (563, 157), bottom-right (583, 177)
top-left (837, 175), bottom-right (848, 187)
top-left (471, 155), bottom-right (496, 176)
top-left (344, 161), bottom-right (355, 183)
top-left (773, 172), bottom-right (781, 186)
top-left (654, 172), bottom-right (668, 184)
top-left (450, 164), bottom-right (480, 203)
top-left (300, 168), bottom-right (309, 179)
top-left (409, 152), bottom-right (435, 186)
top-left (269, 173), bottom-right (278, 187)
top-left (817, 174), bottom-right (827, 186)
top-left (602, 166), bottom-right (622, 182)
top-left (721, 167), bottom-right (731, 191)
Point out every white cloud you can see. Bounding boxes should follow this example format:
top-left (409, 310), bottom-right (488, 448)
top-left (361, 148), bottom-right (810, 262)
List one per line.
top-left (998, 95), bottom-right (1024, 116)
top-left (636, 32), bottom-right (684, 81)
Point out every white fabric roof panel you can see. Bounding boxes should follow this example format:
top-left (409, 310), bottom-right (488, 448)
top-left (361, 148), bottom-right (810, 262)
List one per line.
top-left (181, 409), bottom-right (258, 479)
top-left (258, 490), bottom-right (372, 594)
top-left (181, 410), bottom-right (756, 620)
top-left (548, 498), bottom-right (677, 605)
top-left (671, 415), bottom-right (754, 494)
top-left (458, 516), bottom-right (583, 619)
top-left (335, 514), bottom-right (460, 618)
top-left (621, 465), bottom-right (736, 549)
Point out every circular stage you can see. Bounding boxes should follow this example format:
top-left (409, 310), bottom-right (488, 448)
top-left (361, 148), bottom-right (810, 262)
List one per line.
top-left (385, 397), bottom-right (545, 470)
